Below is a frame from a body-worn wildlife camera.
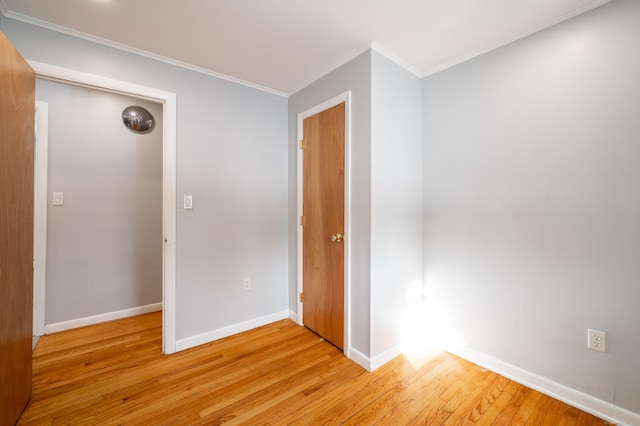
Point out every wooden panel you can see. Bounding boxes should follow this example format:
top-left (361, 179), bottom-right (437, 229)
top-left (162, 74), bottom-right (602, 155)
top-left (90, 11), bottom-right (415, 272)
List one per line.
top-left (17, 313), bottom-right (612, 425)
top-left (0, 30), bottom-right (35, 426)
top-left (302, 102), bottom-right (345, 349)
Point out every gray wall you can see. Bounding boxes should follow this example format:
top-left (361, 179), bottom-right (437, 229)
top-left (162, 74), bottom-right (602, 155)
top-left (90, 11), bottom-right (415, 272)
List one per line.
top-left (370, 51), bottom-right (423, 358)
top-left (288, 50), bottom-right (423, 361)
top-left (422, 0), bottom-right (640, 414)
top-left (288, 51), bottom-right (372, 356)
top-left (37, 81), bottom-right (162, 324)
top-left (1, 17), bottom-right (289, 341)
top-left (4, 1), bottom-right (638, 414)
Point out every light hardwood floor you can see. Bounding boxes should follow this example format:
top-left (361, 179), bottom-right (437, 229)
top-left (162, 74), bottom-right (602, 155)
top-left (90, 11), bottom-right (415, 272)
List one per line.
top-left (19, 312), bottom-right (609, 425)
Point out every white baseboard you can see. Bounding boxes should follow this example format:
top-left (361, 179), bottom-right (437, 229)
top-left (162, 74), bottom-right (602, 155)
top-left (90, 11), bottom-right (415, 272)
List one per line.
top-left (449, 346), bottom-right (640, 426)
top-left (44, 302), bottom-right (162, 334)
top-left (371, 345), bottom-right (403, 371)
top-left (289, 309), bottom-right (298, 323)
top-left (349, 347), bottom-right (372, 371)
top-left (175, 310), bottom-right (290, 352)
top-left (348, 345), bottom-right (403, 372)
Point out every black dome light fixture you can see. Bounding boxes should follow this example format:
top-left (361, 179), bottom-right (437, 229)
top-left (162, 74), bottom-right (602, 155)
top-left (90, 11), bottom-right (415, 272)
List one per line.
top-left (122, 106), bottom-right (155, 134)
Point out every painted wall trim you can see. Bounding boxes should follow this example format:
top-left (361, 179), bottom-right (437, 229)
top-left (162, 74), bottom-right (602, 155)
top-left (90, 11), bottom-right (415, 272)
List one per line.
top-left (44, 303), bottom-right (162, 334)
top-left (349, 347), bottom-right (372, 372)
top-left (350, 345), bottom-right (402, 372)
top-left (420, 0), bottom-right (613, 78)
top-left (296, 90), bottom-right (352, 359)
top-left (2, 1), bottom-right (612, 96)
top-left (33, 101), bottom-right (48, 337)
top-left (369, 42), bottom-right (422, 78)
top-left (449, 346), bottom-right (640, 426)
top-left (27, 59), bottom-right (178, 355)
top-left (175, 311), bottom-right (290, 352)
top-left (161, 78), bottom-right (178, 356)
top-left (288, 310), bottom-right (299, 323)
top-left (371, 345), bottom-right (403, 371)
top-left (2, 11), bottom-right (286, 98)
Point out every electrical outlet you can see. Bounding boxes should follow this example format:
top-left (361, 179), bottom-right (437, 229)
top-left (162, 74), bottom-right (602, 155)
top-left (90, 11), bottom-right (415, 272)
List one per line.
top-left (588, 329), bottom-right (606, 352)
top-left (243, 277), bottom-right (251, 291)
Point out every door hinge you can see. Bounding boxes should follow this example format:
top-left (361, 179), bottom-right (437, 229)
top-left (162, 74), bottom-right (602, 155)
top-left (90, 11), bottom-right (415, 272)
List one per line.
top-left (300, 215), bottom-right (306, 226)
top-left (300, 293), bottom-right (305, 303)
top-left (300, 139), bottom-right (305, 150)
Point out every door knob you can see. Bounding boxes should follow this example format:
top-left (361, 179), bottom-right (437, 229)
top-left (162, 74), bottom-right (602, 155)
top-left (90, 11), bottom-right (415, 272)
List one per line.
top-left (331, 233), bottom-right (343, 243)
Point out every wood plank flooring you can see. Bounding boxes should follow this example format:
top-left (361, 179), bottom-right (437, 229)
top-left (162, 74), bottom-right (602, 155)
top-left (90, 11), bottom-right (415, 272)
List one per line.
top-left (19, 313), bottom-right (610, 425)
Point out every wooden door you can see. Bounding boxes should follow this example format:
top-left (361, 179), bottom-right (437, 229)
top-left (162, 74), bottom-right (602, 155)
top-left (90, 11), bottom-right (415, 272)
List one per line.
top-left (302, 103), bottom-right (345, 349)
top-left (0, 30), bottom-right (35, 426)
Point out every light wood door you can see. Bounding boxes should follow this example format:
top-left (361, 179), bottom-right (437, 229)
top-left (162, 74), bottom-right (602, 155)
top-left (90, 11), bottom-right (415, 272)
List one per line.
top-left (0, 30), bottom-right (35, 426)
top-left (302, 103), bottom-right (345, 349)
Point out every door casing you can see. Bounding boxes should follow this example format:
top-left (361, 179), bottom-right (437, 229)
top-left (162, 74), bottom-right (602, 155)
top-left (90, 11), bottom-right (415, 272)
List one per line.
top-left (33, 101), bottom-right (48, 337)
top-left (29, 60), bottom-right (178, 355)
top-left (296, 91), bottom-right (351, 357)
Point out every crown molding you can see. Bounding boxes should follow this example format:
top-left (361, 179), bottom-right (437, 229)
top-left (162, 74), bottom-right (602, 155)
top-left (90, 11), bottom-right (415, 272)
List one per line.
top-left (1, 10), bottom-right (287, 97)
top-left (369, 42), bottom-right (422, 79)
top-left (422, 0), bottom-right (613, 78)
top-left (2, 0), bottom-right (613, 94)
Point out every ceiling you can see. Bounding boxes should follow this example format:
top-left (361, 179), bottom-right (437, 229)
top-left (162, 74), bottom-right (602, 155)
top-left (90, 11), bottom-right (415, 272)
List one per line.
top-left (0, 0), bottom-right (611, 96)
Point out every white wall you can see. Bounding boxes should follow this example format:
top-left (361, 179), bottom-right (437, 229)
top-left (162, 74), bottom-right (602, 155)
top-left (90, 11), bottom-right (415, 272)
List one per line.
top-left (288, 51), bottom-right (372, 356)
top-left (1, 17), bottom-right (289, 342)
top-left (370, 51), bottom-right (423, 360)
top-left (422, 0), bottom-right (640, 415)
top-left (37, 81), bottom-right (162, 324)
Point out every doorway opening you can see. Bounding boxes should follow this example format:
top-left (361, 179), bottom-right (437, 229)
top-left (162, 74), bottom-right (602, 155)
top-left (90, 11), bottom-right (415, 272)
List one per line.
top-left (30, 61), bottom-right (177, 354)
top-left (296, 91), bottom-right (351, 357)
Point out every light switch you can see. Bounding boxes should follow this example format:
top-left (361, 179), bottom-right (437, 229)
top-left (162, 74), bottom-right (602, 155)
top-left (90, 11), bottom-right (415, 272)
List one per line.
top-left (183, 195), bottom-right (193, 210)
top-left (52, 192), bottom-right (64, 206)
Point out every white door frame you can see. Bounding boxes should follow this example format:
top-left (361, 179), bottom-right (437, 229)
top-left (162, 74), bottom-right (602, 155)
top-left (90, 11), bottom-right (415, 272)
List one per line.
top-left (33, 101), bottom-right (48, 337)
top-left (296, 90), bottom-right (351, 357)
top-left (29, 60), bottom-right (177, 355)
